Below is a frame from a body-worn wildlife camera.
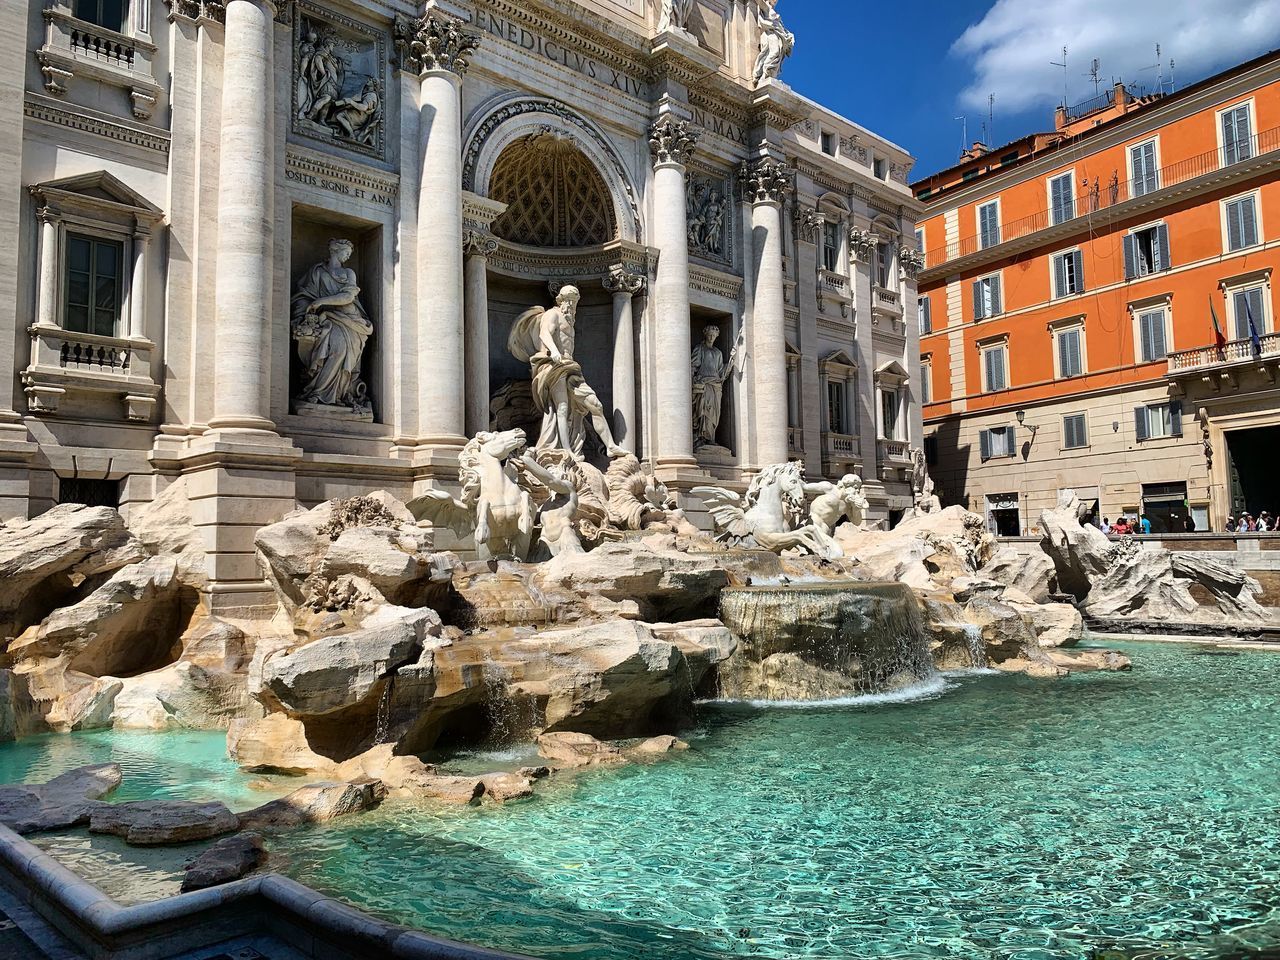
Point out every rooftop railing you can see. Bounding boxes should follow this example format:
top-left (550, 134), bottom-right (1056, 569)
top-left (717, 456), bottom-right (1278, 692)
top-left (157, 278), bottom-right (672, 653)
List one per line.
top-left (924, 125), bottom-right (1280, 269)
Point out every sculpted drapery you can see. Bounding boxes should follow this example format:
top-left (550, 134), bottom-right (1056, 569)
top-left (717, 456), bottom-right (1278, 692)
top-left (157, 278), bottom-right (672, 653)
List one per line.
top-left (290, 239), bottom-right (373, 415)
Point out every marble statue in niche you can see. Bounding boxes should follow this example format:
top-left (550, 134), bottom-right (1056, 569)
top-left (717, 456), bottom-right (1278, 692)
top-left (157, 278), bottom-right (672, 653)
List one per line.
top-left (291, 239), bottom-right (374, 419)
top-left (657, 0), bottom-right (694, 33)
top-left (753, 0), bottom-right (794, 87)
top-left (293, 10), bottom-right (385, 157)
top-left (687, 175), bottom-right (728, 260)
top-left (508, 285), bottom-right (627, 460)
top-left (691, 322), bottom-right (739, 452)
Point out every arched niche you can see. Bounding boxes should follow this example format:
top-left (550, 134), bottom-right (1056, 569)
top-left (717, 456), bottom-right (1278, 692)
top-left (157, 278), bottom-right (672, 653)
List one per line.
top-left (489, 134), bottom-right (617, 248)
top-left (463, 94), bottom-right (641, 244)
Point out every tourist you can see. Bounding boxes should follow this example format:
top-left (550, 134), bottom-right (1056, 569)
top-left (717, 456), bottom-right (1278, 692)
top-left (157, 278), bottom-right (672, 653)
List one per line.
top-left (1242, 514), bottom-right (1256, 531)
top-left (1100, 517), bottom-right (1112, 534)
top-left (1226, 516), bottom-right (1237, 532)
top-left (1112, 517), bottom-right (1130, 535)
top-left (1259, 512), bottom-right (1273, 532)
top-left (1139, 514), bottom-right (1152, 535)
top-left (1183, 514), bottom-right (1196, 532)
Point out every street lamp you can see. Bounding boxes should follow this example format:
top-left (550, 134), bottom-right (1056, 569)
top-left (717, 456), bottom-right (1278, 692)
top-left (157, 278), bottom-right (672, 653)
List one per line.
top-left (1015, 409), bottom-right (1038, 436)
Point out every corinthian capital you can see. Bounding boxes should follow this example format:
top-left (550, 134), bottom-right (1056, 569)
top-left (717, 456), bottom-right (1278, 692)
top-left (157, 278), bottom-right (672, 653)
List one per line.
top-left (603, 265), bottom-right (646, 297)
top-left (848, 227), bottom-right (877, 261)
top-left (394, 12), bottom-right (480, 76)
top-left (463, 230), bottom-right (498, 258)
top-left (649, 117), bottom-right (699, 168)
top-left (739, 157), bottom-right (792, 206)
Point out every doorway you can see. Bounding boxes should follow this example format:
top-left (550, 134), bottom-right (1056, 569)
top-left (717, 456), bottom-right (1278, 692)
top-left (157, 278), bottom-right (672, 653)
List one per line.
top-left (985, 492), bottom-right (1021, 536)
top-left (1141, 481), bottom-right (1189, 533)
top-left (1227, 425), bottom-right (1280, 518)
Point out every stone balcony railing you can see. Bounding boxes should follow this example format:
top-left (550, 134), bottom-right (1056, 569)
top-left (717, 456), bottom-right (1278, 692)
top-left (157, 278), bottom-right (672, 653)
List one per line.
top-left (877, 438), bottom-right (911, 463)
top-left (822, 432), bottom-right (861, 461)
top-left (787, 426), bottom-right (804, 456)
top-left (23, 323), bottom-right (159, 421)
top-left (874, 286), bottom-right (900, 307)
top-left (816, 268), bottom-right (852, 319)
top-left (1167, 333), bottom-right (1280, 373)
top-left (39, 8), bottom-right (160, 119)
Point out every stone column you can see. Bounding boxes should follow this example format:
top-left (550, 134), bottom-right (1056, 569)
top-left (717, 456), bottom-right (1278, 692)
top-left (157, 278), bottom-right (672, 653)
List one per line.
top-left (129, 228), bottom-right (149, 339)
top-left (401, 14), bottom-right (479, 450)
top-left (209, 0), bottom-right (276, 435)
top-left (604, 266), bottom-right (645, 451)
top-left (463, 230), bottom-right (497, 438)
top-left (649, 117), bottom-right (699, 468)
top-left (743, 157), bottom-right (793, 467)
top-left (34, 208), bottom-right (57, 329)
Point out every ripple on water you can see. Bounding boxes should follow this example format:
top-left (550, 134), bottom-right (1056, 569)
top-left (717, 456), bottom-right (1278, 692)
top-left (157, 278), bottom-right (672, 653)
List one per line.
top-left (3, 641), bottom-right (1280, 960)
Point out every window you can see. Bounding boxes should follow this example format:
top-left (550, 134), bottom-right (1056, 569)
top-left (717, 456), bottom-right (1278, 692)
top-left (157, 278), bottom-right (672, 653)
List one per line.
top-left (1063, 413), bottom-right (1088, 449)
top-left (826, 380), bottom-right (847, 434)
top-left (1124, 224), bottom-right (1170, 279)
top-left (1055, 325), bottom-right (1084, 378)
top-left (979, 425), bottom-right (1015, 460)
top-left (914, 228), bottom-right (924, 252)
top-left (1052, 249), bottom-right (1085, 297)
top-left (822, 221), bottom-right (841, 272)
top-left (1130, 140), bottom-right (1159, 197)
top-left (820, 131), bottom-right (836, 156)
top-left (921, 361), bottom-right (932, 405)
top-left (972, 274), bottom-right (1002, 319)
top-left (1222, 104), bottom-right (1254, 166)
top-left (875, 242), bottom-right (892, 287)
top-left (1134, 400), bottom-right (1183, 441)
top-left (64, 233), bottom-right (124, 337)
top-left (978, 201), bottom-right (1000, 248)
top-left (1049, 173), bottom-right (1075, 225)
top-left (918, 295), bottom-right (932, 334)
top-left (880, 389), bottom-right (900, 439)
top-left (1137, 307), bottom-right (1169, 362)
top-left (1000, 151), bottom-right (1019, 165)
top-left (1225, 195), bottom-right (1260, 252)
top-left (73, 0), bottom-right (127, 30)
top-left (873, 157), bottom-right (887, 179)
top-left (57, 476), bottom-right (120, 508)
top-left (981, 342), bottom-right (1008, 392)
top-left (1232, 286), bottom-right (1266, 340)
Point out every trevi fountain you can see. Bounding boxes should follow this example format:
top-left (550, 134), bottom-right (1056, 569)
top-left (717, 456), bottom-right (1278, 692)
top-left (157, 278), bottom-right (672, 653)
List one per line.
top-left (0, 264), bottom-right (1277, 960)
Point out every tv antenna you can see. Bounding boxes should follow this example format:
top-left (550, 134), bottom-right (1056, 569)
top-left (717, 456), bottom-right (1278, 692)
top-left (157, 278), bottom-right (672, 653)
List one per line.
top-left (1051, 45), bottom-right (1069, 107)
top-left (986, 93), bottom-right (995, 146)
top-left (1168, 57), bottom-right (1176, 93)
top-left (1084, 58), bottom-right (1101, 97)
top-left (1144, 43), bottom-right (1164, 93)
top-left (955, 115), bottom-right (967, 156)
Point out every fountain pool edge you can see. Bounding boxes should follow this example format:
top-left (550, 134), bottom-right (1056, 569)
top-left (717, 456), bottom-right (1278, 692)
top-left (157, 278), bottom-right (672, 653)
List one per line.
top-left (0, 822), bottom-right (533, 960)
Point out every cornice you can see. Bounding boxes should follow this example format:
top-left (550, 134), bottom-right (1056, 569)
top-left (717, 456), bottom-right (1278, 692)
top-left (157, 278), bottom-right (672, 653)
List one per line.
top-left (284, 146), bottom-right (401, 195)
top-left (24, 94), bottom-right (170, 154)
top-left (472, 0), bottom-right (649, 81)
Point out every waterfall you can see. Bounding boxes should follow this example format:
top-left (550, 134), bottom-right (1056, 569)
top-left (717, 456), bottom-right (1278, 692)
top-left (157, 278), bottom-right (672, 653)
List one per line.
top-left (717, 582), bottom-right (938, 702)
top-left (964, 624), bottom-right (988, 669)
top-left (374, 673), bottom-right (395, 744)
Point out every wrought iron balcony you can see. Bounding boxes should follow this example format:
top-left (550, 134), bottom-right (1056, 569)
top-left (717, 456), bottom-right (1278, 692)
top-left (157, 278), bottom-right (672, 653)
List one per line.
top-left (922, 125), bottom-right (1280, 273)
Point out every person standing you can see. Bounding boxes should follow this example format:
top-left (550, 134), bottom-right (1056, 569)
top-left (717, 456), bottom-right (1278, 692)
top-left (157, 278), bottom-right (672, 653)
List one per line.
top-left (1226, 516), bottom-right (1237, 533)
top-left (1100, 517), bottom-right (1112, 534)
top-left (1140, 514), bottom-right (1152, 535)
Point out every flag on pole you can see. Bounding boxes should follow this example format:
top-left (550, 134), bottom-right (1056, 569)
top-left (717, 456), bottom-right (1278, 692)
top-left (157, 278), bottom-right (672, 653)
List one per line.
top-left (1246, 294), bottom-right (1263, 356)
top-left (1210, 297), bottom-right (1226, 353)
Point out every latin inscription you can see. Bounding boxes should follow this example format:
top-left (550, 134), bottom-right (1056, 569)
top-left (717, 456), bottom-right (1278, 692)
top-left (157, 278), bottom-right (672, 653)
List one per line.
top-left (473, 11), bottom-right (649, 99)
top-left (691, 106), bottom-right (746, 144)
top-left (286, 168), bottom-right (396, 207)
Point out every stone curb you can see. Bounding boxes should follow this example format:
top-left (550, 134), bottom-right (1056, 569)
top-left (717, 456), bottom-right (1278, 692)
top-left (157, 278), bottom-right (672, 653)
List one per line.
top-left (0, 823), bottom-right (531, 960)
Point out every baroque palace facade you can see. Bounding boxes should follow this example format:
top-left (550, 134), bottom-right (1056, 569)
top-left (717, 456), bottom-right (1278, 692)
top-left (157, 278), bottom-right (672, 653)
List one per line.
top-left (915, 51), bottom-right (1280, 535)
top-left (0, 0), bottom-right (922, 611)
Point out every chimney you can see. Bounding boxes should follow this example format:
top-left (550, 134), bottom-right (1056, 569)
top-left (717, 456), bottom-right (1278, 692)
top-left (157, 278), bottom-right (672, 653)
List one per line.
top-left (962, 141), bottom-right (989, 161)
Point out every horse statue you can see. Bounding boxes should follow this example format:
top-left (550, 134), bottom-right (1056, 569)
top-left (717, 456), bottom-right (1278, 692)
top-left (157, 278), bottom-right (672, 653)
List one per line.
top-left (693, 462), bottom-right (830, 557)
top-left (409, 429), bottom-right (537, 561)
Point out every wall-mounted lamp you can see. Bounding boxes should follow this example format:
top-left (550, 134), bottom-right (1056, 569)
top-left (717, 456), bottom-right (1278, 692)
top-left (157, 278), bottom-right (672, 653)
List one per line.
top-left (1016, 409), bottom-right (1038, 436)
top-left (1112, 421), bottom-right (1120, 433)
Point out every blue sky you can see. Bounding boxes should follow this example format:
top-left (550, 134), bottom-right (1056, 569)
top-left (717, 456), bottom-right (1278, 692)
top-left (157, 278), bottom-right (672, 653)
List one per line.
top-left (778, 0), bottom-right (1280, 182)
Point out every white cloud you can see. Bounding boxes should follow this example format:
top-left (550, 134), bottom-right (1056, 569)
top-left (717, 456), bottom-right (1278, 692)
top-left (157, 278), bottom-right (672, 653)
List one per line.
top-left (953, 0), bottom-right (1280, 115)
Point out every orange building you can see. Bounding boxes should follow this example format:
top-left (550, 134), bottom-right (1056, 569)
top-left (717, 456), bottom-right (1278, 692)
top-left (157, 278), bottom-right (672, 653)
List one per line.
top-left (913, 51), bottom-right (1280, 535)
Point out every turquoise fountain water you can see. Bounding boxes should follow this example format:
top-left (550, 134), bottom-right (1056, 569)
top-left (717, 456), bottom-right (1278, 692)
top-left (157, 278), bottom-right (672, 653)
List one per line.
top-left (3, 641), bottom-right (1280, 959)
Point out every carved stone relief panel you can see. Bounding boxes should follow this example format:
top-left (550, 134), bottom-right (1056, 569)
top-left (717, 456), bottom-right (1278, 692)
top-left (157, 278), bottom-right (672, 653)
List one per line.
top-left (687, 169), bottom-right (733, 265)
top-left (293, 3), bottom-right (387, 160)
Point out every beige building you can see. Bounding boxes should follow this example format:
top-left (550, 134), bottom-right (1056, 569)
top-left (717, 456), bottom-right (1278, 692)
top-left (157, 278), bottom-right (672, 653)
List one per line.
top-left (1, 0), bottom-right (922, 612)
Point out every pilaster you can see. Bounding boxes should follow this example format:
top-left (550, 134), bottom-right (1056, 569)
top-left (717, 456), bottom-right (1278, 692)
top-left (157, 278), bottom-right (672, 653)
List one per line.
top-left (604, 266), bottom-right (646, 452)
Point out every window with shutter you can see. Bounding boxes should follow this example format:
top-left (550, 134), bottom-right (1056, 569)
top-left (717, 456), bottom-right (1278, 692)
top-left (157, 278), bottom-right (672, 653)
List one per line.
top-left (1063, 413), bottom-right (1087, 449)
top-left (1170, 400), bottom-right (1183, 438)
top-left (979, 429), bottom-right (992, 461)
top-left (1123, 234), bottom-right (1138, 280)
top-left (978, 202), bottom-right (1000, 248)
top-left (1154, 224), bottom-right (1170, 272)
top-left (1053, 253), bottom-right (1067, 298)
top-left (1222, 105), bottom-right (1253, 165)
top-left (1057, 328), bottom-right (1083, 378)
top-left (1053, 251), bottom-right (1082, 296)
top-left (1050, 174), bottom-right (1074, 225)
top-left (1131, 141), bottom-right (1159, 196)
top-left (982, 345), bottom-right (1007, 392)
top-left (1232, 287), bottom-right (1265, 339)
top-left (1225, 196), bottom-right (1259, 251)
top-left (919, 296), bottom-right (932, 334)
top-left (989, 275), bottom-right (1002, 315)
top-left (1071, 250), bottom-right (1085, 291)
top-left (1138, 309), bottom-right (1167, 362)
top-left (921, 365), bottom-right (932, 405)
top-left (1134, 406), bottom-right (1149, 442)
